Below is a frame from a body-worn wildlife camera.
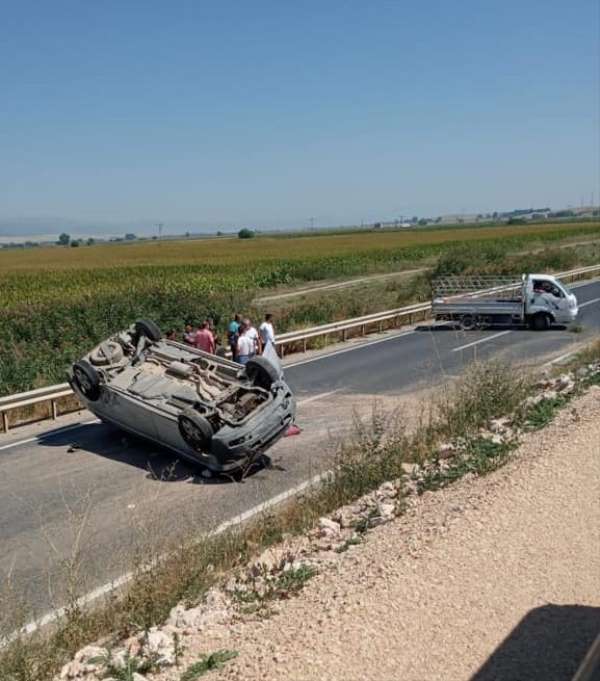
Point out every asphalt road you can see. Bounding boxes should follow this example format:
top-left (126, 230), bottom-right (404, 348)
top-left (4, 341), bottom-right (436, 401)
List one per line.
top-left (1, 279), bottom-right (599, 628)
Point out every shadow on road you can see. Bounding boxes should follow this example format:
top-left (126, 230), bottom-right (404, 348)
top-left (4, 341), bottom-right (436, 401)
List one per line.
top-left (470, 604), bottom-right (600, 681)
top-left (42, 422), bottom-right (269, 484)
top-left (416, 323), bottom-right (569, 333)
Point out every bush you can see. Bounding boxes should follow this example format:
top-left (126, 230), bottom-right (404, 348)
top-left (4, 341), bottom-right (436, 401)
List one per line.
top-left (238, 228), bottom-right (255, 239)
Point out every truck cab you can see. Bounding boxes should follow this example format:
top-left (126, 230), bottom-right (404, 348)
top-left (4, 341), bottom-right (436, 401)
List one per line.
top-left (524, 274), bottom-right (578, 328)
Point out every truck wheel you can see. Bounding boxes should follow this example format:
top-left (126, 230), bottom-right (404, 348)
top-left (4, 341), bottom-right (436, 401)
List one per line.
top-left (72, 360), bottom-right (101, 401)
top-left (178, 409), bottom-right (214, 452)
top-left (460, 314), bottom-right (477, 330)
top-left (530, 313), bottom-right (551, 331)
top-left (135, 319), bottom-right (162, 342)
top-left (245, 356), bottom-right (280, 390)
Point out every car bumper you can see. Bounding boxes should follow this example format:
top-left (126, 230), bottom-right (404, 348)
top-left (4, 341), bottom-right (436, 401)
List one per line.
top-left (210, 394), bottom-right (296, 464)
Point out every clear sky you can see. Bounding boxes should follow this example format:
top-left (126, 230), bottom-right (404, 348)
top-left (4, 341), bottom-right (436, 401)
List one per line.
top-left (1, 0), bottom-right (598, 233)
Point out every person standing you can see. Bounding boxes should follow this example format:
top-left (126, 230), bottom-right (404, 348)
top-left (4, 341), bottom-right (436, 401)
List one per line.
top-left (205, 317), bottom-right (218, 344)
top-left (227, 313), bottom-right (241, 360)
top-left (259, 313), bottom-right (275, 350)
top-left (183, 323), bottom-right (196, 345)
top-left (244, 317), bottom-right (261, 355)
top-left (236, 323), bottom-right (254, 365)
top-left (195, 321), bottom-right (216, 354)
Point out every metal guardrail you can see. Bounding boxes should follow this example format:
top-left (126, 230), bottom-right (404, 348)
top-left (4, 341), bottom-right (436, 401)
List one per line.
top-left (0, 383), bottom-right (74, 433)
top-left (276, 301), bottom-right (431, 355)
top-left (1, 263), bottom-right (599, 433)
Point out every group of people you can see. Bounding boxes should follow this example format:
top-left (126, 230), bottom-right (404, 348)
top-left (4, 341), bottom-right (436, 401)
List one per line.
top-left (227, 313), bottom-right (275, 364)
top-left (165, 313), bottom-right (275, 364)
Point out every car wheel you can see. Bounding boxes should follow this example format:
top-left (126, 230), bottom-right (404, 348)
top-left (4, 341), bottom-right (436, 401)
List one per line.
top-left (72, 360), bottom-right (101, 401)
top-left (178, 408), bottom-right (214, 452)
top-left (245, 356), bottom-right (280, 390)
top-left (530, 313), bottom-right (551, 331)
top-left (135, 319), bottom-right (162, 342)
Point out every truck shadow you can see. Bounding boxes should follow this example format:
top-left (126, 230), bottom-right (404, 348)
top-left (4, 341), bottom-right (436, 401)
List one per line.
top-left (470, 604), bottom-right (600, 681)
top-left (416, 323), bottom-right (568, 332)
top-left (41, 421), bottom-right (269, 484)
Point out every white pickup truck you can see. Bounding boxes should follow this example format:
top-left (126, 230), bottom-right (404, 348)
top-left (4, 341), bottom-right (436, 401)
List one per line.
top-left (431, 273), bottom-right (579, 330)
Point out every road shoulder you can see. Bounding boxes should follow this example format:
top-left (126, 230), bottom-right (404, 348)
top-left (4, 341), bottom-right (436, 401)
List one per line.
top-left (178, 386), bottom-right (600, 681)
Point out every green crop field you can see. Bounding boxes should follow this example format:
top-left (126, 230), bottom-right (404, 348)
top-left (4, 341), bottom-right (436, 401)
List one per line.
top-left (1, 221), bottom-right (599, 396)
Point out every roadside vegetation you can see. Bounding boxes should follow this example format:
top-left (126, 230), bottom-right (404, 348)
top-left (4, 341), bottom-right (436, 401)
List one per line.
top-left (1, 221), bottom-right (599, 396)
top-left (2, 339), bottom-right (599, 681)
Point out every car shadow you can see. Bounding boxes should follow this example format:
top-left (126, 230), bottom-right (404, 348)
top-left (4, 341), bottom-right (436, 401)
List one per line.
top-left (470, 604), bottom-right (600, 681)
top-left (42, 422), bottom-right (269, 484)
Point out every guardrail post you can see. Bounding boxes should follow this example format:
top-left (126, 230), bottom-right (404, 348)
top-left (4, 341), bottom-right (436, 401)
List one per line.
top-left (361, 324), bottom-right (366, 336)
top-left (342, 329), bottom-right (347, 341)
top-left (51, 399), bottom-right (58, 420)
top-left (2, 412), bottom-right (8, 433)
top-left (303, 338), bottom-right (307, 353)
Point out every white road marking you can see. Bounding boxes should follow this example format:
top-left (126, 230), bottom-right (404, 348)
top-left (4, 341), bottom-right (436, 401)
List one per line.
top-left (543, 350), bottom-right (578, 366)
top-left (452, 330), bottom-right (512, 353)
top-left (297, 389), bottom-right (342, 406)
top-left (579, 296), bottom-right (600, 308)
top-left (6, 469), bottom-right (331, 642)
top-left (0, 418), bottom-right (100, 452)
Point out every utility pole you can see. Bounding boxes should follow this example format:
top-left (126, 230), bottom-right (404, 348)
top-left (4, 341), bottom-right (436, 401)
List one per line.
top-left (156, 223), bottom-right (164, 240)
top-left (309, 217), bottom-right (315, 230)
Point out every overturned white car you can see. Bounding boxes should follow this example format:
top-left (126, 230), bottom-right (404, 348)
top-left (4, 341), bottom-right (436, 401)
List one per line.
top-left (68, 320), bottom-right (296, 473)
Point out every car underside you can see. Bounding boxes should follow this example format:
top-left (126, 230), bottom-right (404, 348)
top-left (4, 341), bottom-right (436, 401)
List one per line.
top-left (69, 320), bottom-right (295, 472)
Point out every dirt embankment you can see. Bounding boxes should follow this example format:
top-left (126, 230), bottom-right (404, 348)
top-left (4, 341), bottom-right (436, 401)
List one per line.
top-left (177, 387), bottom-right (600, 681)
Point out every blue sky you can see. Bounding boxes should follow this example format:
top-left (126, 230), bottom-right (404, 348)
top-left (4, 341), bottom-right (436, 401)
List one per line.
top-left (1, 0), bottom-right (598, 233)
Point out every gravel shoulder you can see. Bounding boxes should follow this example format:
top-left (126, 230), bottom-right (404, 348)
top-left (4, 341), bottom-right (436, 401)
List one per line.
top-left (166, 387), bottom-right (600, 681)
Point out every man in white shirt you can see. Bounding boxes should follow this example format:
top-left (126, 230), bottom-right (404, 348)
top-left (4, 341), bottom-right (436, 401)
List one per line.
top-left (236, 324), bottom-right (254, 365)
top-left (259, 313), bottom-right (275, 350)
top-left (243, 318), bottom-right (261, 355)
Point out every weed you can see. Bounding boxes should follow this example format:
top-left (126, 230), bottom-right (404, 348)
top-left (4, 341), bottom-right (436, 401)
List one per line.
top-left (173, 631), bottom-right (185, 667)
top-left (523, 396), bottom-right (569, 430)
top-left (420, 438), bottom-right (514, 492)
top-left (274, 565), bottom-right (317, 598)
top-left (179, 650), bottom-right (238, 680)
top-left (91, 650), bottom-right (158, 681)
top-left (434, 361), bottom-right (532, 441)
top-left (569, 323), bottom-right (584, 333)
top-left (334, 536), bottom-right (363, 553)
top-left (234, 564), bottom-right (317, 609)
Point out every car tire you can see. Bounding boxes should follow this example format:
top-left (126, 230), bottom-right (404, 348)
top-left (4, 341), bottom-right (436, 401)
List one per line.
top-left (178, 409), bottom-right (214, 452)
top-left (72, 360), bottom-right (101, 401)
top-left (245, 356), bottom-right (280, 390)
top-left (135, 319), bottom-right (162, 342)
top-left (530, 313), bottom-right (551, 331)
